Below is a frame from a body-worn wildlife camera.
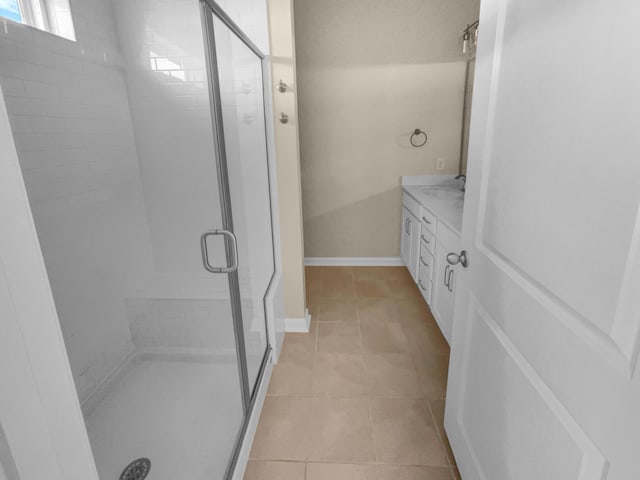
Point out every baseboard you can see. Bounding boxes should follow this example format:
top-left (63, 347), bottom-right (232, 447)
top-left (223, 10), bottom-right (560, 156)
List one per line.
top-left (231, 349), bottom-right (274, 480)
top-left (284, 308), bottom-right (311, 332)
top-left (304, 257), bottom-right (404, 267)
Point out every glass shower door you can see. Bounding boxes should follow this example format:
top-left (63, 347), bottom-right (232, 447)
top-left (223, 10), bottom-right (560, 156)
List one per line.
top-left (204, 7), bottom-right (275, 399)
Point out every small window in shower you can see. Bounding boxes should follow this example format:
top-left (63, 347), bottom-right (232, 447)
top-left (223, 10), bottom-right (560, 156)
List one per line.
top-left (0, 0), bottom-right (22, 23)
top-left (0, 0), bottom-right (76, 41)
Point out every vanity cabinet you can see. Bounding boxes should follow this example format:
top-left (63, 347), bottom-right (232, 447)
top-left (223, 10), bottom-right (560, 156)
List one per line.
top-left (400, 187), bottom-right (462, 345)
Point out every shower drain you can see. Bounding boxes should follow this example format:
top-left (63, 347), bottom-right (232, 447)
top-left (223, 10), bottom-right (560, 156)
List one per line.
top-left (119, 458), bottom-right (151, 480)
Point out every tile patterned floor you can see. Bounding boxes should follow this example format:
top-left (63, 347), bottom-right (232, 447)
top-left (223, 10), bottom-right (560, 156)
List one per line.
top-left (247, 266), bottom-right (459, 480)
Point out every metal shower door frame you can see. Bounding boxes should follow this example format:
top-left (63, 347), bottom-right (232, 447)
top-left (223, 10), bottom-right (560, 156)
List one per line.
top-left (200, 1), bottom-right (277, 478)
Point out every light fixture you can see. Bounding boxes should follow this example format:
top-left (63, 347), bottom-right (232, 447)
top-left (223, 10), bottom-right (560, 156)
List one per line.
top-left (462, 30), bottom-right (470, 54)
top-left (461, 20), bottom-right (479, 55)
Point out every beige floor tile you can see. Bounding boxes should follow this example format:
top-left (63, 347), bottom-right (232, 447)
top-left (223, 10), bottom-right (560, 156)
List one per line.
top-left (250, 396), bottom-right (315, 461)
top-left (428, 398), bottom-right (446, 426)
top-left (364, 354), bottom-right (422, 398)
top-left (352, 266), bottom-right (390, 279)
top-left (353, 266), bottom-right (408, 280)
top-left (312, 353), bottom-right (368, 397)
top-left (323, 266), bottom-right (354, 277)
top-left (370, 398), bottom-right (447, 465)
top-left (284, 267), bottom-right (455, 472)
top-left (376, 465), bottom-right (454, 480)
top-left (310, 398), bottom-right (375, 463)
top-left (307, 283), bottom-right (322, 303)
top-left (361, 322), bottom-right (409, 353)
top-left (387, 275), bottom-right (422, 299)
top-left (306, 266), bottom-right (323, 282)
top-left (357, 298), bottom-right (403, 323)
top-left (307, 301), bottom-right (320, 322)
top-left (412, 352), bottom-right (449, 399)
top-left (354, 277), bottom-right (392, 298)
top-left (321, 267), bottom-right (355, 298)
top-left (306, 463), bottom-right (377, 480)
top-left (402, 319), bottom-right (450, 356)
top-left (317, 299), bottom-right (358, 322)
top-left (280, 327), bottom-right (318, 356)
top-left (268, 353), bottom-right (314, 396)
top-left (244, 461), bottom-right (306, 480)
top-left (317, 322), bottom-right (362, 353)
top-left (428, 399), bottom-right (457, 466)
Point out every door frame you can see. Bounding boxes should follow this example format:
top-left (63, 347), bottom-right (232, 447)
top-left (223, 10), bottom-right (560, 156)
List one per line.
top-left (0, 88), bottom-right (100, 480)
top-left (200, 1), bottom-right (279, 478)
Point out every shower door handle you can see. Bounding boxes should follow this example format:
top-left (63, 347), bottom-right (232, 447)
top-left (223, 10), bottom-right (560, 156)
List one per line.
top-left (200, 229), bottom-right (239, 273)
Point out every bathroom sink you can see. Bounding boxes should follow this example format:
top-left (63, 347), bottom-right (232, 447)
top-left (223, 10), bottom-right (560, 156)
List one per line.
top-left (420, 186), bottom-right (464, 201)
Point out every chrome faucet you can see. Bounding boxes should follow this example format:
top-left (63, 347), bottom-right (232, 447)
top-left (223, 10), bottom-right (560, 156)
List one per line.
top-left (455, 174), bottom-right (466, 192)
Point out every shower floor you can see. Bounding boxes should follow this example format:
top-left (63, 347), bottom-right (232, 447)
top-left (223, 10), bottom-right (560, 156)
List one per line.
top-left (85, 357), bottom-right (244, 480)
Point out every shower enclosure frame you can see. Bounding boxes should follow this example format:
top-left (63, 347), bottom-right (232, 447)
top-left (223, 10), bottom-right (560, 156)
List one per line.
top-left (200, 1), bottom-right (278, 478)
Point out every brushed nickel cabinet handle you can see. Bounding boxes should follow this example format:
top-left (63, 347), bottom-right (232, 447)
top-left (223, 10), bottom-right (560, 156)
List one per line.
top-left (421, 235), bottom-right (431, 244)
top-left (422, 216), bottom-right (432, 224)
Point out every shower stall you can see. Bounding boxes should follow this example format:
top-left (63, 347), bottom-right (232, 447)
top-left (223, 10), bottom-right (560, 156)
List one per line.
top-left (0, 0), bottom-right (279, 478)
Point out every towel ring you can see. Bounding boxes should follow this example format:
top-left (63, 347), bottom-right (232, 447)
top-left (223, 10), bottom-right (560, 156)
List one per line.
top-left (410, 129), bottom-right (428, 147)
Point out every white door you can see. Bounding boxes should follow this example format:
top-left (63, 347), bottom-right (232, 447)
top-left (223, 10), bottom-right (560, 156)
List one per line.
top-left (445, 1), bottom-right (640, 479)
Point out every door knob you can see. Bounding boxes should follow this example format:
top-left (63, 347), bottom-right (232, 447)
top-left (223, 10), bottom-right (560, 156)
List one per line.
top-left (277, 80), bottom-right (288, 92)
top-left (446, 250), bottom-right (468, 268)
top-left (279, 112), bottom-right (289, 124)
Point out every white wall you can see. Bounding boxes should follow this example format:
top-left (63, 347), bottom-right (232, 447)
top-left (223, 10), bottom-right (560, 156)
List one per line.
top-left (0, 2), bottom-right (153, 403)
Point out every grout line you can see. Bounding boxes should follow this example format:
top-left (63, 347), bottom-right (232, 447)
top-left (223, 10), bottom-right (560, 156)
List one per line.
top-left (250, 458), bottom-right (454, 468)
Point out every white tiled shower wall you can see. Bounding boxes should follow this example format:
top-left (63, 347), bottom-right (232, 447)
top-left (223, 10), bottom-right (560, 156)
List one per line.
top-left (0, 2), bottom-right (153, 403)
top-left (112, 0), bottom-right (224, 276)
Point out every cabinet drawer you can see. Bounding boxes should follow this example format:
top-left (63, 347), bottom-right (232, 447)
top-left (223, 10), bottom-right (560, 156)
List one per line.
top-left (420, 207), bottom-right (437, 234)
top-left (419, 244), bottom-right (434, 280)
top-left (402, 192), bottom-right (422, 220)
top-left (420, 228), bottom-right (435, 255)
top-left (417, 251), bottom-right (433, 304)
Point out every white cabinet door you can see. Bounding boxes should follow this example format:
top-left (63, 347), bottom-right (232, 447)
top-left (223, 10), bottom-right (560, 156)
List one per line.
top-left (446, 1), bottom-right (640, 479)
top-left (401, 206), bottom-right (420, 281)
top-left (401, 207), bottom-right (411, 268)
top-left (432, 240), bottom-right (455, 344)
top-left (408, 211), bottom-right (421, 281)
top-left (417, 242), bottom-right (434, 305)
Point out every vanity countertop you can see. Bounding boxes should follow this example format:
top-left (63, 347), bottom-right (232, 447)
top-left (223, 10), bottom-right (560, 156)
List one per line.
top-left (402, 175), bottom-right (464, 235)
